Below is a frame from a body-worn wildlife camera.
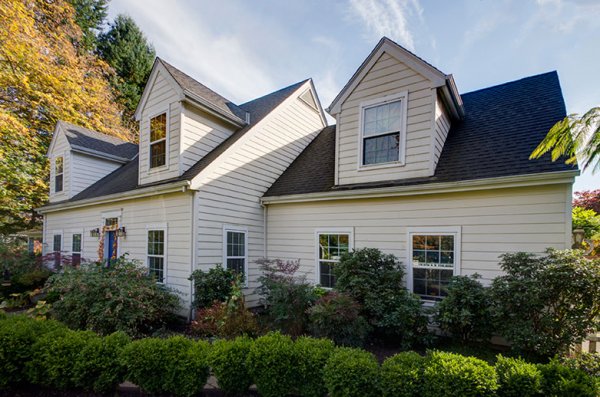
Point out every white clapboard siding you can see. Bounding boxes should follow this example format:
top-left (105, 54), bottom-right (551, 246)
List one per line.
top-left (180, 103), bottom-right (236, 171)
top-left (193, 86), bottom-right (325, 305)
top-left (266, 184), bottom-right (571, 286)
top-left (43, 192), bottom-right (194, 312)
top-left (337, 52), bottom-right (435, 184)
top-left (48, 130), bottom-right (70, 203)
top-left (70, 153), bottom-right (121, 197)
top-left (432, 93), bottom-right (451, 171)
top-left (139, 69), bottom-right (182, 185)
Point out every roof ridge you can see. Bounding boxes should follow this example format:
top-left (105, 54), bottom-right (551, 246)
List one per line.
top-left (462, 71), bottom-right (558, 96)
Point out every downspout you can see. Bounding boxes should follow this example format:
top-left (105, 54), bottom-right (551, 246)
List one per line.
top-left (189, 191), bottom-right (197, 321)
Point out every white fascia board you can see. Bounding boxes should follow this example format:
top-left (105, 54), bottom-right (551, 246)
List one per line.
top-left (36, 180), bottom-right (192, 214)
top-left (261, 170), bottom-right (579, 205)
top-left (47, 122), bottom-right (66, 157)
top-left (182, 90), bottom-right (246, 128)
top-left (70, 145), bottom-right (130, 163)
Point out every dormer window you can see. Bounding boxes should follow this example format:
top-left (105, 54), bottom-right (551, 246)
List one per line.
top-left (54, 156), bottom-right (63, 192)
top-left (149, 113), bottom-right (167, 168)
top-left (359, 92), bottom-right (407, 167)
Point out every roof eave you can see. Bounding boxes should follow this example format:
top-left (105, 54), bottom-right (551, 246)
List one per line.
top-left (182, 90), bottom-right (246, 128)
top-left (70, 145), bottom-right (132, 163)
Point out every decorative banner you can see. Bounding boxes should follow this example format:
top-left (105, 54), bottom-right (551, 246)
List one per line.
top-left (97, 224), bottom-right (119, 262)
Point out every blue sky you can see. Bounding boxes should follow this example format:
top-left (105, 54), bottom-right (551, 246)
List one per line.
top-left (108, 0), bottom-right (599, 192)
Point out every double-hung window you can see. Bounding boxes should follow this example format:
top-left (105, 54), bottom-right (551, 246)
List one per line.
top-left (408, 227), bottom-right (461, 302)
top-left (53, 233), bottom-right (62, 268)
top-left (54, 156), bottom-right (63, 192)
top-left (316, 230), bottom-right (353, 288)
top-left (224, 227), bottom-right (247, 278)
top-left (360, 92), bottom-right (407, 167)
top-left (147, 229), bottom-right (165, 283)
top-left (149, 113), bottom-right (167, 168)
top-left (72, 233), bottom-right (82, 267)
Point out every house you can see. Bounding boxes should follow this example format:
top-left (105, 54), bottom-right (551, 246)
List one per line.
top-left (37, 37), bottom-right (578, 316)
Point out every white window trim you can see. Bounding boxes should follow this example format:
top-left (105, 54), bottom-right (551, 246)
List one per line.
top-left (54, 155), bottom-right (64, 193)
top-left (406, 226), bottom-right (461, 303)
top-left (71, 230), bottom-right (83, 264)
top-left (357, 91), bottom-right (408, 171)
top-left (52, 230), bottom-right (63, 252)
top-left (146, 223), bottom-right (168, 284)
top-left (314, 227), bottom-right (355, 288)
top-left (147, 108), bottom-right (170, 172)
top-left (222, 225), bottom-right (249, 285)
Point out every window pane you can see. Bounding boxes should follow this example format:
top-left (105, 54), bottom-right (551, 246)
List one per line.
top-left (55, 174), bottom-right (63, 192)
top-left (412, 250), bottom-right (426, 264)
top-left (147, 230), bottom-right (164, 255)
top-left (363, 101), bottom-right (402, 137)
top-left (441, 235), bottom-right (454, 251)
top-left (426, 235), bottom-right (440, 250)
top-left (105, 218), bottom-right (118, 227)
top-left (318, 233), bottom-right (350, 288)
top-left (227, 231), bottom-right (245, 257)
top-left (53, 234), bottom-right (61, 252)
top-left (441, 251), bottom-right (454, 265)
top-left (411, 234), bottom-right (457, 301)
top-left (55, 157), bottom-right (63, 173)
top-left (426, 251), bottom-right (440, 264)
top-left (148, 256), bottom-right (164, 283)
top-left (363, 133), bottom-right (400, 165)
top-left (150, 113), bottom-right (166, 142)
top-left (319, 261), bottom-right (336, 288)
top-left (72, 234), bottom-right (81, 253)
top-left (413, 235), bottom-right (426, 250)
top-left (227, 258), bottom-right (245, 275)
top-left (150, 141), bottom-right (166, 168)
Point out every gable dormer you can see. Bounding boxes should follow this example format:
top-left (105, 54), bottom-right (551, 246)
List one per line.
top-left (135, 59), bottom-right (247, 185)
top-left (47, 121), bottom-right (137, 203)
top-left (327, 37), bottom-right (463, 186)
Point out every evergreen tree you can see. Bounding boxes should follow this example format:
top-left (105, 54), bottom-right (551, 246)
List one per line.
top-left (67, 0), bottom-right (109, 51)
top-left (98, 15), bottom-right (156, 125)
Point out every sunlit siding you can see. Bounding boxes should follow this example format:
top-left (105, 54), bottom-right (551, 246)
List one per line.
top-left (70, 153), bottom-right (121, 197)
top-left (432, 93), bottom-right (451, 171)
top-left (48, 130), bottom-right (70, 203)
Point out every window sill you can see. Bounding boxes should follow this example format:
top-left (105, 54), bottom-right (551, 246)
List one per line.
top-left (357, 161), bottom-right (405, 172)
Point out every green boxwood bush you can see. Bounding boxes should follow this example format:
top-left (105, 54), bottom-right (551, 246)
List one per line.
top-left (380, 351), bottom-right (425, 397)
top-left (121, 336), bottom-right (210, 397)
top-left (72, 331), bottom-right (130, 393)
top-left (27, 329), bottom-right (98, 390)
top-left (0, 315), bottom-right (67, 389)
top-left (294, 336), bottom-right (335, 397)
top-left (189, 264), bottom-right (236, 309)
top-left (422, 351), bottom-right (498, 397)
top-left (323, 347), bottom-right (380, 397)
top-left (209, 336), bottom-right (254, 396)
top-left (495, 355), bottom-right (542, 397)
top-left (538, 359), bottom-right (598, 397)
top-left (247, 332), bottom-right (299, 397)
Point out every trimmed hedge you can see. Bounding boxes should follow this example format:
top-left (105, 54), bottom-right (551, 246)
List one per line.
top-left (422, 351), bottom-right (498, 397)
top-left (247, 332), bottom-right (298, 397)
top-left (538, 359), bottom-right (598, 397)
top-left (323, 347), bottom-right (381, 397)
top-left (209, 336), bottom-right (254, 396)
top-left (380, 351), bottom-right (425, 397)
top-left (295, 336), bottom-right (336, 397)
top-left (495, 355), bottom-right (542, 397)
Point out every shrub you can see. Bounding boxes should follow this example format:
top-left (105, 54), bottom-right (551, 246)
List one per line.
top-left (121, 336), bottom-right (210, 396)
top-left (334, 248), bottom-right (429, 347)
top-left (295, 336), bottom-right (336, 397)
top-left (27, 329), bottom-right (98, 390)
top-left (0, 241), bottom-right (51, 298)
top-left (189, 264), bottom-right (236, 309)
top-left (0, 315), bottom-right (67, 389)
top-left (255, 258), bottom-right (318, 336)
top-left (538, 358), bottom-right (598, 397)
top-left (490, 249), bottom-right (600, 359)
top-left (380, 351), bottom-right (425, 397)
top-left (247, 332), bottom-right (298, 397)
top-left (307, 291), bottom-right (371, 347)
top-left (435, 274), bottom-right (492, 342)
top-left (45, 257), bottom-right (180, 337)
top-left (323, 347), bottom-right (380, 397)
top-left (209, 337), bottom-right (254, 396)
top-left (422, 351), bottom-right (498, 397)
top-left (560, 351), bottom-right (600, 381)
top-left (495, 355), bottom-right (542, 397)
top-left (72, 331), bottom-right (130, 393)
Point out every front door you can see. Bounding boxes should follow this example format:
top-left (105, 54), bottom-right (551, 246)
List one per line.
top-left (106, 230), bottom-right (118, 266)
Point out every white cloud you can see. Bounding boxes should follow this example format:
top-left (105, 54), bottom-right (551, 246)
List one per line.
top-left (348, 0), bottom-right (422, 51)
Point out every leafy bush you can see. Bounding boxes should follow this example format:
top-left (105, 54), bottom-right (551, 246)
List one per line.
top-left (323, 347), bottom-right (381, 397)
top-left (422, 351), bottom-right (498, 397)
top-left (435, 274), bottom-right (492, 342)
top-left (247, 332), bottom-right (298, 397)
top-left (334, 248), bottom-right (429, 347)
top-left (307, 291), bottom-right (371, 347)
top-left (380, 351), bottom-right (425, 397)
top-left (538, 358), bottom-right (598, 397)
top-left (294, 336), bottom-right (336, 397)
top-left (0, 315), bottom-right (67, 388)
top-left (495, 355), bottom-right (542, 397)
top-left (490, 249), bottom-right (600, 359)
top-left (0, 241), bottom-right (51, 298)
top-left (255, 258), bottom-right (318, 336)
top-left (560, 351), bottom-right (600, 381)
top-left (209, 337), bottom-right (254, 396)
top-left (121, 336), bottom-right (210, 397)
top-left (190, 264), bottom-right (236, 309)
top-left (572, 206), bottom-right (600, 239)
top-left (46, 257), bottom-right (180, 336)
top-left (27, 329), bottom-right (98, 390)
top-left (72, 331), bottom-right (130, 393)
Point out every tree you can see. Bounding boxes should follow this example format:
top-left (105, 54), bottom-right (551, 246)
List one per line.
top-left (67, 0), bottom-right (109, 51)
top-left (572, 207), bottom-right (600, 240)
top-left (97, 15), bottom-right (155, 126)
top-left (530, 107), bottom-right (600, 173)
top-left (0, 0), bottom-right (132, 234)
top-left (574, 189), bottom-right (600, 214)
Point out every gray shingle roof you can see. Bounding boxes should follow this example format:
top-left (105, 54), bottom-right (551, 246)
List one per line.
top-left (62, 80), bottom-right (307, 203)
top-left (158, 58), bottom-right (247, 124)
top-left (59, 121), bottom-right (138, 161)
top-left (264, 71), bottom-right (576, 197)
